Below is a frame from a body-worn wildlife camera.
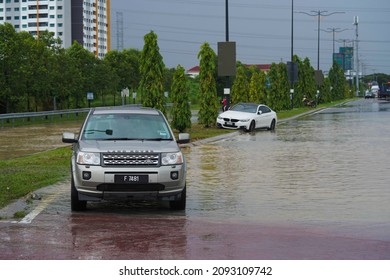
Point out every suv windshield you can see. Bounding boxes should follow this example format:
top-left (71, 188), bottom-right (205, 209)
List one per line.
top-left (81, 113), bottom-right (173, 141)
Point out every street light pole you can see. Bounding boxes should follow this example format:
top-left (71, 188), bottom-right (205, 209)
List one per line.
top-left (354, 16), bottom-right (359, 96)
top-left (321, 28), bottom-right (350, 57)
top-left (225, 0), bottom-right (229, 42)
top-left (291, 0), bottom-right (294, 62)
top-left (290, 0), bottom-right (295, 109)
top-left (298, 10), bottom-right (345, 70)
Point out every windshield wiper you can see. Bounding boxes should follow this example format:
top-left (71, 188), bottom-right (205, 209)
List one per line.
top-left (144, 138), bottom-right (173, 141)
top-left (99, 137), bottom-right (173, 141)
top-left (100, 137), bottom-right (140, 141)
top-left (84, 129), bottom-right (113, 135)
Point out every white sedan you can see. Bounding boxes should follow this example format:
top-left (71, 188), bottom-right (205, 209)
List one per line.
top-left (217, 103), bottom-right (277, 132)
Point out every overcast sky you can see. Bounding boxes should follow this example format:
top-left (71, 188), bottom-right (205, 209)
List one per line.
top-left (110, 0), bottom-right (390, 75)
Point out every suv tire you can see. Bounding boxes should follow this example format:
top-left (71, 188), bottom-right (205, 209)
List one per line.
top-left (169, 185), bottom-right (186, 210)
top-left (71, 176), bottom-right (87, 211)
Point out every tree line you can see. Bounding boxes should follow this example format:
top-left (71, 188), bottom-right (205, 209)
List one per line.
top-left (1, 22), bottom-right (356, 131)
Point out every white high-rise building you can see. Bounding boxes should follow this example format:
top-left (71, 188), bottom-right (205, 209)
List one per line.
top-left (0, 0), bottom-right (111, 58)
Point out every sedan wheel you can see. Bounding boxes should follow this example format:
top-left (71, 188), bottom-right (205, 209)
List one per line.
top-left (268, 119), bottom-right (276, 131)
top-left (247, 120), bottom-right (255, 132)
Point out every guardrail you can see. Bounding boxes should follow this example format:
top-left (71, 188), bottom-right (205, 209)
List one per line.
top-left (0, 108), bottom-right (91, 128)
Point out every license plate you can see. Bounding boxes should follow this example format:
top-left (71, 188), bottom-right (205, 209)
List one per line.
top-left (114, 175), bottom-right (148, 184)
top-left (225, 122), bottom-right (236, 127)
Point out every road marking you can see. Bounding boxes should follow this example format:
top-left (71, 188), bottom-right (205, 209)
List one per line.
top-left (19, 185), bottom-right (67, 224)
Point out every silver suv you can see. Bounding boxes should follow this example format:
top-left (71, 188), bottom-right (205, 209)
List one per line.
top-left (62, 106), bottom-right (188, 211)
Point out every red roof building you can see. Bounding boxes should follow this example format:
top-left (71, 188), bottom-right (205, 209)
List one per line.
top-left (186, 66), bottom-right (200, 78)
top-left (243, 64), bottom-right (272, 73)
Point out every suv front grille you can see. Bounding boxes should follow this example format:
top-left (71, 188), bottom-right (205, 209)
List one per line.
top-left (102, 152), bottom-right (160, 166)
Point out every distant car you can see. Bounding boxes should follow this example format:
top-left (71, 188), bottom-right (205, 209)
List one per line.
top-left (62, 106), bottom-right (188, 211)
top-left (217, 103), bottom-right (277, 132)
top-left (364, 90), bottom-right (375, 99)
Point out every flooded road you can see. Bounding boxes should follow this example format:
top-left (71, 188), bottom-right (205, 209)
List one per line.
top-left (0, 122), bottom-right (81, 160)
top-left (187, 99), bottom-right (390, 232)
top-left (0, 99), bottom-right (389, 259)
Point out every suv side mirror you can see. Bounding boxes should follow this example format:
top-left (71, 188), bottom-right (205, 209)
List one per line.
top-left (177, 133), bottom-right (190, 144)
top-left (62, 132), bottom-right (77, 143)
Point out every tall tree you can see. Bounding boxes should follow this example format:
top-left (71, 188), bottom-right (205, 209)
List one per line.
top-left (248, 66), bottom-right (265, 103)
top-left (258, 70), bottom-right (267, 104)
top-left (92, 59), bottom-right (117, 106)
top-left (0, 23), bottom-right (24, 113)
top-left (170, 65), bottom-right (191, 132)
top-left (30, 32), bottom-right (57, 110)
top-left (139, 31), bottom-right (166, 115)
top-left (329, 60), bottom-right (347, 100)
top-left (268, 62), bottom-right (290, 111)
top-left (295, 56), bottom-right (316, 107)
top-left (67, 41), bottom-right (98, 108)
top-left (231, 64), bottom-right (250, 104)
top-left (197, 42), bottom-right (218, 127)
top-left (51, 48), bottom-right (79, 109)
top-left (319, 77), bottom-right (332, 104)
top-left (104, 48), bottom-right (141, 94)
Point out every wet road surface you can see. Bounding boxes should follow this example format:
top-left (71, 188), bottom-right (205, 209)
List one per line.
top-left (1, 99), bottom-right (390, 259)
top-left (1, 201), bottom-right (389, 260)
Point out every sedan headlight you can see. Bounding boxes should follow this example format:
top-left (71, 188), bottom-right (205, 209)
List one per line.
top-left (240, 118), bottom-right (250, 122)
top-left (217, 115), bottom-right (223, 120)
top-left (77, 152), bottom-right (101, 165)
top-left (161, 152), bottom-right (183, 165)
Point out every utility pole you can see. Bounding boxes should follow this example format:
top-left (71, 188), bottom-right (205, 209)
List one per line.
top-left (298, 10), bottom-right (345, 70)
top-left (322, 28), bottom-right (350, 56)
top-left (354, 16), bottom-right (359, 96)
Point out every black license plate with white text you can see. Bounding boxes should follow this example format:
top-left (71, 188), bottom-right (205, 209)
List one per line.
top-left (114, 175), bottom-right (148, 184)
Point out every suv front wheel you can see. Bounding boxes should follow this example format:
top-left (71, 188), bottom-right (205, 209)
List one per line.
top-left (169, 185), bottom-right (186, 210)
top-left (71, 176), bottom-right (87, 211)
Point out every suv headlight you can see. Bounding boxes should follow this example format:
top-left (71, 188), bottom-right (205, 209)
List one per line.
top-left (161, 152), bottom-right (183, 165)
top-left (77, 152), bottom-right (101, 165)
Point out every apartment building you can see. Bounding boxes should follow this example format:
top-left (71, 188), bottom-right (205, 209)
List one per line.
top-left (0, 0), bottom-right (110, 58)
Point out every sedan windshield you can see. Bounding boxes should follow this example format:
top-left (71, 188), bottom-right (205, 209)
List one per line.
top-left (81, 113), bottom-right (173, 141)
top-left (230, 103), bottom-right (257, 113)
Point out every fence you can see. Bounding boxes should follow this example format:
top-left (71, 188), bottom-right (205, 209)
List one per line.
top-left (0, 108), bottom-right (91, 128)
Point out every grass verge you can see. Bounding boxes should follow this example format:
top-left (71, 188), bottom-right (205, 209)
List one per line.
top-left (0, 147), bottom-right (71, 208)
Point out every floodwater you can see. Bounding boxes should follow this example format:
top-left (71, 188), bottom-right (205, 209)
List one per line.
top-left (0, 121), bottom-right (81, 160)
top-left (185, 99), bottom-right (390, 239)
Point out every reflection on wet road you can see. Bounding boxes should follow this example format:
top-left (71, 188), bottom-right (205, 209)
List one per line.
top-left (1, 99), bottom-right (389, 259)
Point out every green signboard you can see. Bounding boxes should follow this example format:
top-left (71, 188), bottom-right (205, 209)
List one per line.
top-left (339, 47), bottom-right (353, 70)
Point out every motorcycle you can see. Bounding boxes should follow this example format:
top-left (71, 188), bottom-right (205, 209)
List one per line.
top-left (303, 98), bottom-right (317, 108)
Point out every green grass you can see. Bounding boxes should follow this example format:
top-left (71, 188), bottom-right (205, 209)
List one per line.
top-left (13, 210), bottom-right (27, 219)
top-left (178, 123), bottom-right (234, 141)
top-left (0, 147), bottom-right (71, 208)
top-left (276, 98), bottom-right (356, 119)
